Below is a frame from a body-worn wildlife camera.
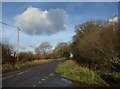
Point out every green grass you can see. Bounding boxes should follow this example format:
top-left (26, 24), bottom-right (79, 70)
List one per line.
top-left (2, 58), bottom-right (65, 73)
top-left (55, 60), bottom-right (108, 86)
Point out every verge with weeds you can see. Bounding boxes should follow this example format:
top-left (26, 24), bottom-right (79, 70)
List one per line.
top-left (2, 58), bottom-right (64, 73)
top-left (55, 60), bottom-right (108, 86)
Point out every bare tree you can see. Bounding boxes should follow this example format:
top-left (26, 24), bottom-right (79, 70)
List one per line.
top-left (35, 42), bottom-right (52, 55)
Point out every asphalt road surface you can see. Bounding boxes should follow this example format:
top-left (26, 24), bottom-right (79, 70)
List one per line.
top-left (2, 60), bottom-right (78, 87)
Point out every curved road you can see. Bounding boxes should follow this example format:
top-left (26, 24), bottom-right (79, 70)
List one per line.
top-left (2, 60), bottom-right (77, 87)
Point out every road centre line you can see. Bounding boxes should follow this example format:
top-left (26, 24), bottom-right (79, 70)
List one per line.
top-left (25, 70), bottom-right (31, 72)
top-left (42, 78), bottom-right (45, 81)
top-left (38, 81), bottom-right (42, 83)
top-left (3, 70), bottom-right (31, 80)
top-left (16, 71), bottom-right (25, 75)
top-left (32, 85), bottom-right (36, 87)
top-left (2, 75), bottom-right (13, 80)
top-left (45, 77), bottom-right (48, 79)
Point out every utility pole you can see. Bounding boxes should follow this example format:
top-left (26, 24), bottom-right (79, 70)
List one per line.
top-left (0, 22), bottom-right (21, 61)
top-left (17, 27), bottom-right (21, 61)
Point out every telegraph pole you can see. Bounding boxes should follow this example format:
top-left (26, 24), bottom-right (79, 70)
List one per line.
top-left (0, 22), bottom-right (21, 61)
top-left (17, 27), bottom-right (21, 61)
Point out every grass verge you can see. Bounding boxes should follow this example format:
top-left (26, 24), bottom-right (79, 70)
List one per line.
top-left (55, 60), bottom-right (108, 86)
top-left (100, 72), bottom-right (120, 86)
top-left (2, 58), bottom-right (65, 73)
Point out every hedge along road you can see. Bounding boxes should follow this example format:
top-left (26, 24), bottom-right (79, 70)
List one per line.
top-left (2, 60), bottom-right (78, 87)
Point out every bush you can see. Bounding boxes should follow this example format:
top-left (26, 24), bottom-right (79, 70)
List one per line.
top-left (1, 42), bottom-right (14, 64)
top-left (71, 21), bottom-right (120, 72)
top-left (19, 51), bottom-right (35, 62)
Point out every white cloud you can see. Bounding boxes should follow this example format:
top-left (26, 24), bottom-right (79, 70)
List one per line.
top-left (15, 7), bottom-right (67, 35)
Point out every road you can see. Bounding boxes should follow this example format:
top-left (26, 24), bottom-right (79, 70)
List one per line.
top-left (2, 60), bottom-right (78, 87)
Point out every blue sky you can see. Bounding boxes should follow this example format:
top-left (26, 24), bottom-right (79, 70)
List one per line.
top-left (2, 2), bottom-right (118, 52)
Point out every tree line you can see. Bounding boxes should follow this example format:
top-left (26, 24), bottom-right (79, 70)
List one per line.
top-left (1, 41), bottom-right (70, 64)
top-left (2, 19), bottom-right (120, 74)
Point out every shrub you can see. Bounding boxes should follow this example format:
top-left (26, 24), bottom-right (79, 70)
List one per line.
top-left (71, 21), bottom-right (120, 72)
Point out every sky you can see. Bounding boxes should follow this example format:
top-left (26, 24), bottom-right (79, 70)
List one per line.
top-left (2, 2), bottom-right (118, 52)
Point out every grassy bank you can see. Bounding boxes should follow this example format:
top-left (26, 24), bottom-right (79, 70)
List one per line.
top-left (55, 60), bottom-right (108, 86)
top-left (100, 72), bottom-right (120, 86)
top-left (2, 58), bottom-right (64, 73)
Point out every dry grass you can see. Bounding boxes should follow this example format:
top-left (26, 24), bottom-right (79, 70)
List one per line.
top-left (56, 60), bottom-right (108, 86)
top-left (2, 58), bottom-right (65, 73)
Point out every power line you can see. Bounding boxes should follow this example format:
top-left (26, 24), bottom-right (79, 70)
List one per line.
top-left (1, 21), bottom-right (41, 42)
top-left (0, 22), bottom-right (21, 61)
top-left (1, 21), bottom-right (42, 51)
top-left (7, 30), bottom-right (17, 41)
top-left (18, 28), bottom-right (40, 41)
top-left (1, 22), bottom-right (42, 42)
top-left (0, 22), bottom-right (17, 28)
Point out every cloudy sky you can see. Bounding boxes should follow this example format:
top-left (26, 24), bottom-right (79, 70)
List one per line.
top-left (2, 2), bottom-right (118, 52)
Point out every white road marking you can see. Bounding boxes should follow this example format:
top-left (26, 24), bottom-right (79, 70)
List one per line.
top-left (45, 77), bottom-right (48, 79)
top-left (42, 78), bottom-right (45, 81)
top-left (25, 70), bottom-right (31, 72)
top-left (16, 71), bottom-right (25, 75)
top-left (50, 73), bottom-right (55, 76)
top-left (50, 73), bottom-right (54, 76)
top-left (8, 75), bottom-right (13, 78)
top-left (51, 74), bottom-right (55, 76)
top-left (3, 70), bottom-right (31, 80)
top-left (32, 85), bottom-right (36, 87)
top-left (3, 75), bottom-right (13, 80)
top-left (38, 81), bottom-right (42, 83)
